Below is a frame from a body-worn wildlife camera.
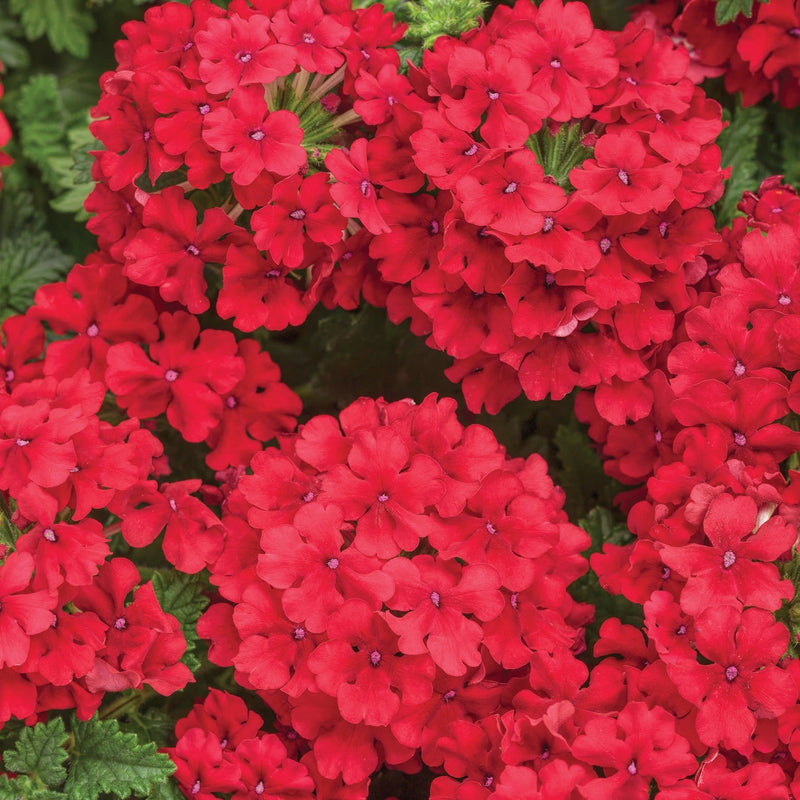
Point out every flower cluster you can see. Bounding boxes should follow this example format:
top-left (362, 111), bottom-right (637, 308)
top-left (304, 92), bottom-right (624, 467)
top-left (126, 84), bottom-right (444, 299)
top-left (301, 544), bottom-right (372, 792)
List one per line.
top-left (197, 393), bottom-right (593, 792)
top-left (635, 0), bottom-right (800, 108)
top-left (313, 0), bottom-right (727, 413)
top-left (569, 178), bottom-right (800, 794)
top-left (86, 0), bottom-right (405, 330)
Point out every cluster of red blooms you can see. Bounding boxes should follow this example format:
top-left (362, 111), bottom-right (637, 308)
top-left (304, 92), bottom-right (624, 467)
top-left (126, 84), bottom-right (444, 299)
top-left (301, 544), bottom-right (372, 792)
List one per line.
top-left (313, 0), bottom-right (728, 413)
top-left (634, 0), bottom-right (800, 108)
top-left (570, 180), bottom-right (800, 795)
top-left (86, 0), bottom-right (407, 330)
top-left (195, 393), bottom-right (596, 797)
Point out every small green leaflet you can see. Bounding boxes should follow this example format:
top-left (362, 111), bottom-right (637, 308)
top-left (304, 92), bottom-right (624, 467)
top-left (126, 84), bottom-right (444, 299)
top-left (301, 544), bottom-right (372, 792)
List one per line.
top-left (63, 716), bottom-right (175, 800)
top-left (8, 0), bottom-right (95, 58)
top-left (0, 715), bottom-right (175, 800)
top-left (3, 717), bottom-right (69, 787)
top-left (714, 0), bottom-right (767, 25)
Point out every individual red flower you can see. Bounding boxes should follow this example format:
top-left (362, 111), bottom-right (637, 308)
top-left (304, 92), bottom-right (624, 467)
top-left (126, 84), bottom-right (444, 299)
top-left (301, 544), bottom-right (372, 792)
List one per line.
top-left (169, 728), bottom-right (243, 800)
top-left (231, 735), bottom-right (316, 800)
top-left (195, 13), bottom-right (295, 94)
top-left (383, 555), bottom-right (504, 675)
top-left (105, 310), bottom-right (245, 442)
top-left (569, 129), bottom-right (681, 215)
top-left (270, 0), bottom-right (349, 74)
top-left (203, 86), bottom-right (306, 185)
top-left (0, 551), bottom-right (57, 668)
top-left (307, 599), bottom-right (435, 727)
top-left (659, 493), bottom-right (796, 614)
top-left (667, 605), bottom-right (797, 751)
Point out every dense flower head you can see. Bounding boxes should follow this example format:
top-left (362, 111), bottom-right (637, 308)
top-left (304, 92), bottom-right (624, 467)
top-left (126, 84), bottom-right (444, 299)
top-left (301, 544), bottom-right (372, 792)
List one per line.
top-left (311, 0), bottom-right (727, 413)
top-left (197, 393), bottom-right (591, 786)
top-left (633, 0), bottom-right (800, 108)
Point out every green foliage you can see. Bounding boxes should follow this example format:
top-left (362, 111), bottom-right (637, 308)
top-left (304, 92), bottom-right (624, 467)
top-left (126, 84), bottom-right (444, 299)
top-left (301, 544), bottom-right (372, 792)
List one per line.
top-left (0, 19), bottom-right (30, 69)
top-left (64, 716), bottom-right (175, 800)
top-left (714, 102), bottom-right (768, 227)
top-left (3, 717), bottom-right (69, 787)
top-left (553, 422), bottom-right (622, 521)
top-left (0, 715), bottom-right (175, 800)
top-left (9, 0), bottom-right (96, 58)
top-left (49, 116), bottom-right (100, 219)
top-left (0, 226), bottom-right (72, 320)
top-left (714, 0), bottom-right (766, 24)
top-left (151, 571), bottom-right (210, 673)
top-left (15, 73), bottom-right (69, 192)
top-left (772, 107), bottom-right (800, 188)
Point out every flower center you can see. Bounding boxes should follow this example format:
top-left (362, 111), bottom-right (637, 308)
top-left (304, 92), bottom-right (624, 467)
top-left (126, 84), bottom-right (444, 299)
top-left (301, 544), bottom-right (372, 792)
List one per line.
top-left (487, 89), bottom-right (500, 100)
top-left (661, 566), bottom-right (670, 580)
top-left (654, 428), bottom-right (663, 443)
top-left (326, 557), bottom-right (339, 569)
top-left (191, 779), bottom-right (201, 795)
top-left (360, 179), bottom-right (372, 197)
top-left (4, 369), bottom-right (14, 382)
top-left (114, 616), bottom-right (127, 630)
top-left (549, 57), bottom-right (561, 68)
top-left (185, 244), bottom-right (200, 256)
top-left (164, 369), bottom-right (179, 382)
top-left (658, 221), bottom-right (669, 238)
top-left (725, 665), bottom-right (739, 681)
top-left (377, 492), bottom-right (389, 503)
top-left (676, 624), bottom-right (687, 635)
top-left (733, 360), bottom-right (746, 376)
top-left (294, 626), bottom-right (306, 640)
top-left (169, 498), bottom-right (178, 512)
top-left (722, 549), bottom-right (736, 569)
top-left (429, 219), bottom-right (440, 235)
top-left (289, 209), bottom-right (306, 220)
top-left (86, 323), bottom-right (100, 337)
top-left (43, 528), bottom-right (57, 542)
top-left (237, 51), bottom-right (252, 63)
top-left (617, 169), bottom-right (630, 185)
top-left (625, 76), bottom-right (639, 86)
top-left (143, 130), bottom-right (151, 142)
top-left (789, 27), bottom-right (800, 36)
top-left (627, 760), bottom-right (637, 775)
top-left (369, 649), bottom-right (382, 666)
top-left (542, 216), bottom-right (554, 232)
top-left (443, 689), bottom-right (456, 702)
top-left (198, 103), bottom-right (211, 115)
top-left (510, 592), bottom-right (520, 610)
top-left (733, 431), bottom-right (746, 446)
top-left (303, 32), bottom-right (316, 44)
top-left (463, 143), bottom-right (478, 156)
top-left (226, 395), bottom-right (237, 408)
top-left (249, 129), bottom-right (266, 141)
top-left (599, 237), bottom-right (612, 254)
top-left (503, 181), bottom-right (518, 194)
top-left (16, 438), bottom-right (30, 447)
top-left (779, 293), bottom-right (791, 305)
top-left (430, 590), bottom-right (441, 608)
top-left (302, 491), bottom-right (316, 502)
top-left (254, 779), bottom-right (264, 795)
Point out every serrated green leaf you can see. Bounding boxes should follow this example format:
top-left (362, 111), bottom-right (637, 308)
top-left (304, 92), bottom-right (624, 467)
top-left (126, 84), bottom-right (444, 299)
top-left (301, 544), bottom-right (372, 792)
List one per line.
top-left (144, 776), bottom-right (185, 800)
top-left (553, 423), bottom-right (620, 521)
top-left (3, 717), bottom-right (69, 788)
top-left (64, 716), bottom-right (175, 800)
top-left (151, 571), bottom-right (209, 672)
top-left (0, 228), bottom-right (72, 320)
top-left (0, 774), bottom-right (67, 800)
top-left (714, 102), bottom-right (767, 227)
top-left (715, 0), bottom-right (754, 24)
top-left (9, 0), bottom-right (95, 57)
top-left (577, 506), bottom-right (633, 553)
top-left (15, 74), bottom-right (69, 193)
top-left (49, 116), bottom-right (98, 220)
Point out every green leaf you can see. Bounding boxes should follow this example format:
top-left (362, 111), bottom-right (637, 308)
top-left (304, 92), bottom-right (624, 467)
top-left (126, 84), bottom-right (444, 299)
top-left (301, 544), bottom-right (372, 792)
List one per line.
top-left (144, 777), bottom-right (185, 800)
top-left (15, 74), bottom-right (69, 193)
top-left (714, 102), bottom-right (767, 227)
top-left (0, 774), bottom-right (67, 800)
top-left (714, 0), bottom-right (765, 24)
top-left (578, 506), bottom-right (633, 554)
top-left (49, 115), bottom-right (98, 220)
top-left (0, 18), bottom-right (30, 69)
top-left (0, 228), bottom-right (72, 320)
top-left (151, 571), bottom-right (209, 671)
top-left (773, 107), bottom-right (800, 188)
top-left (553, 423), bottom-right (621, 521)
top-left (3, 717), bottom-right (69, 788)
top-left (9, 0), bottom-right (95, 57)
top-left (63, 716), bottom-right (175, 800)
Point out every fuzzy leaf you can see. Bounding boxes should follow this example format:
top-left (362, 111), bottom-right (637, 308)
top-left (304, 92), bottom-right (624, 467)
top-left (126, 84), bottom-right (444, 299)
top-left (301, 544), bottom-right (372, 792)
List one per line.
top-left (0, 774), bottom-right (67, 800)
top-left (151, 570), bottom-right (209, 672)
top-left (15, 74), bottom-right (69, 192)
top-left (3, 717), bottom-right (69, 788)
top-left (714, 0), bottom-right (765, 24)
top-left (0, 228), bottom-right (72, 320)
top-left (63, 716), bottom-right (175, 800)
top-left (49, 116), bottom-right (98, 220)
top-left (145, 777), bottom-right (186, 800)
top-left (714, 102), bottom-right (767, 227)
top-left (9, 0), bottom-right (95, 57)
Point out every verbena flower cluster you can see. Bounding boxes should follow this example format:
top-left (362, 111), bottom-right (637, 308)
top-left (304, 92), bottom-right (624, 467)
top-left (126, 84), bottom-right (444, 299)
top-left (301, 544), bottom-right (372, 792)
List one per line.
top-left (634, 0), bottom-right (800, 108)
top-left (0, 0), bottom-right (799, 797)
